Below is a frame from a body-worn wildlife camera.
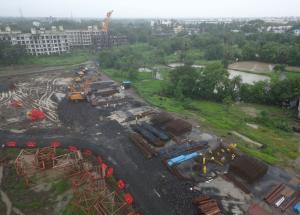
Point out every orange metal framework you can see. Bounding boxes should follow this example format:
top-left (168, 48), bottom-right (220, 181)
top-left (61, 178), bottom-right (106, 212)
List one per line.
top-left (14, 147), bottom-right (135, 215)
top-left (72, 166), bottom-right (133, 215)
top-left (15, 149), bottom-right (37, 186)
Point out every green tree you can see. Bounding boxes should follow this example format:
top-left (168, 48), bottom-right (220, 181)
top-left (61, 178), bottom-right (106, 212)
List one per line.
top-left (0, 40), bottom-right (26, 65)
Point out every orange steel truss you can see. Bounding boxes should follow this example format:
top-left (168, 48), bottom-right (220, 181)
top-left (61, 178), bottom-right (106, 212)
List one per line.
top-left (35, 147), bottom-right (56, 169)
top-left (72, 166), bottom-right (133, 215)
top-left (15, 147), bottom-right (83, 185)
top-left (14, 147), bottom-right (135, 215)
top-left (15, 149), bottom-right (37, 186)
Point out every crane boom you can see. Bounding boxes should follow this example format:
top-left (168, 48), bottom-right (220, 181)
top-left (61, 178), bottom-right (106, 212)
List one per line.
top-left (102, 10), bottom-right (113, 33)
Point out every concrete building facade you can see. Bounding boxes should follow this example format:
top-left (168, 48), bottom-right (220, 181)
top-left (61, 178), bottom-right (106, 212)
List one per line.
top-left (0, 26), bottom-right (128, 56)
top-left (0, 27), bottom-right (70, 56)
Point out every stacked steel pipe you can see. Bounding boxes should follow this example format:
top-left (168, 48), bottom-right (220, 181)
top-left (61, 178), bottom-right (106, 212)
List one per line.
top-left (129, 132), bottom-right (156, 159)
top-left (264, 183), bottom-right (299, 212)
top-left (131, 124), bottom-right (164, 147)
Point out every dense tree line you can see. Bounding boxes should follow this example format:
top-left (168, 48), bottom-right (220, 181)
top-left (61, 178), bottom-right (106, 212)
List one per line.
top-left (0, 41), bottom-right (26, 65)
top-left (164, 63), bottom-right (300, 107)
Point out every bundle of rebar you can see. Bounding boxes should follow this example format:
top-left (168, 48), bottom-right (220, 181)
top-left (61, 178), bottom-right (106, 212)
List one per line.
top-left (131, 124), bottom-right (164, 147)
top-left (141, 122), bottom-right (170, 141)
top-left (151, 112), bottom-right (173, 126)
top-left (129, 132), bottom-right (156, 159)
top-left (164, 119), bottom-right (192, 136)
top-left (228, 155), bottom-right (268, 183)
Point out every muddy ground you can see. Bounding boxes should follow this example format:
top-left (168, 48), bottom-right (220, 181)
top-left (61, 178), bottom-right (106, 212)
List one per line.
top-left (1, 61), bottom-right (298, 215)
top-left (0, 62), bottom-right (202, 215)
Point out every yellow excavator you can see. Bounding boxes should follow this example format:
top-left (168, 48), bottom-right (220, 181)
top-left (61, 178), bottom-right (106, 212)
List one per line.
top-left (67, 81), bottom-right (91, 102)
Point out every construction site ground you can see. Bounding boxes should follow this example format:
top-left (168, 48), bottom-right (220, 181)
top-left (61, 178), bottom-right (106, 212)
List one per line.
top-left (0, 61), bottom-right (299, 215)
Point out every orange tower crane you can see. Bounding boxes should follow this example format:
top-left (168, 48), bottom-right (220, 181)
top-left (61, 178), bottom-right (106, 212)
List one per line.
top-left (101, 10), bottom-right (113, 33)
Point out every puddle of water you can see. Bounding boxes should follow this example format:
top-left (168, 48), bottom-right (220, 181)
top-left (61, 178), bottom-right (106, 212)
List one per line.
top-left (167, 63), bottom-right (270, 85)
top-left (228, 69), bottom-right (270, 85)
top-left (138, 68), bottom-right (152, 73)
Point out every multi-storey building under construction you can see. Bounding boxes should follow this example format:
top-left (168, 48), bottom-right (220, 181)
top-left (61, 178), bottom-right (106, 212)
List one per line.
top-left (0, 25), bottom-right (127, 56)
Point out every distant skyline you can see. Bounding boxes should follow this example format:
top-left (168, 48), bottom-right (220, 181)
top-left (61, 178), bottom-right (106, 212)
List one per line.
top-left (0, 0), bottom-right (299, 18)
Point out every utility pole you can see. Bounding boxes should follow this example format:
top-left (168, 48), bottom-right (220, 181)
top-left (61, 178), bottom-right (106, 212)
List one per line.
top-left (19, 8), bottom-right (23, 18)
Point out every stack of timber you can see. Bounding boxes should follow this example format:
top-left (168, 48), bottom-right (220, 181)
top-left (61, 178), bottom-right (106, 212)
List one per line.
top-left (192, 196), bottom-right (224, 215)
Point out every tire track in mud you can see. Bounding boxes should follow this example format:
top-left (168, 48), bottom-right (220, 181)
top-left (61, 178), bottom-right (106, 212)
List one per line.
top-left (1, 77), bottom-right (62, 123)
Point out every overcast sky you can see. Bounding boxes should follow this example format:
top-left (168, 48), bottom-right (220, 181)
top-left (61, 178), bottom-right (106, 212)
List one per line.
top-left (0, 0), bottom-right (299, 18)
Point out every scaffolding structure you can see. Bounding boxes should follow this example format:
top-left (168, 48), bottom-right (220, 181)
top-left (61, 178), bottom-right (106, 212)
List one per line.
top-left (72, 166), bottom-right (134, 215)
top-left (14, 147), bottom-right (136, 215)
top-left (35, 147), bottom-right (56, 169)
top-left (15, 149), bottom-right (37, 186)
top-left (15, 147), bottom-right (83, 185)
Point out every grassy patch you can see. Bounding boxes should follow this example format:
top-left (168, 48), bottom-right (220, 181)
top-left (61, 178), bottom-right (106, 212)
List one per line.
top-left (131, 79), bottom-right (298, 165)
top-left (103, 64), bottom-right (299, 166)
top-left (2, 165), bottom-right (55, 214)
top-left (62, 203), bottom-right (85, 215)
top-left (20, 50), bottom-right (94, 66)
top-left (51, 179), bottom-right (71, 194)
top-left (194, 59), bottom-right (222, 66)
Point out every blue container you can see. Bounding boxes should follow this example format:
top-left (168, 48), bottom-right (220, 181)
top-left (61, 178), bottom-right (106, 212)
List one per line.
top-left (167, 152), bottom-right (200, 166)
top-left (294, 202), bottom-right (300, 213)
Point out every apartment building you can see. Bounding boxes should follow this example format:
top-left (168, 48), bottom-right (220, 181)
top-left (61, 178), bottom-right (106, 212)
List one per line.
top-left (92, 33), bottom-right (128, 51)
top-left (0, 25), bottom-right (128, 55)
top-left (0, 26), bottom-right (70, 56)
top-left (65, 26), bottom-right (102, 47)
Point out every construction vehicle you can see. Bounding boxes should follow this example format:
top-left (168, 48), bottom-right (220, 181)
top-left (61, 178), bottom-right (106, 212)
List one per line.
top-left (102, 10), bottom-right (113, 33)
top-left (67, 81), bottom-right (91, 102)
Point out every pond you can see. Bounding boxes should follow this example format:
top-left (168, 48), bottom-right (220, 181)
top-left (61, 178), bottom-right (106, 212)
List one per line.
top-left (228, 69), bottom-right (270, 85)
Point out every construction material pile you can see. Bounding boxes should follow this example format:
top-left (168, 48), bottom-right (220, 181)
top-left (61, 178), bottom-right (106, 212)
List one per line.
top-left (131, 124), bottom-right (165, 147)
top-left (109, 106), bottom-right (156, 124)
top-left (27, 108), bottom-right (46, 121)
top-left (57, 99), bottom-right (107, 128)
top-left (264, 183), bottom-right (299, 212)
top-left (164, 119), bottom-right (192, 136)
top-left (90, 80), bottom-right (118, 91)
top-left (192, 196), bottom-right (224, 215)
top-left (129, 132), bottom-right (156, 159)
top-left (247, 204), bottom-right (272, 215)
top-left (89, 80), bottom-right (126, 107)
top-left (151, 112), bottom-right (173, 126)
top-left (151, 112), bottom-right (192, 136)
top-left (228, 155), bottom-right (268, 183)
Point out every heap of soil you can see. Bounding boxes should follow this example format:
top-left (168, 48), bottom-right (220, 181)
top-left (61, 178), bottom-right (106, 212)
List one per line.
top-left (57, 99), bottom-right (109, 128)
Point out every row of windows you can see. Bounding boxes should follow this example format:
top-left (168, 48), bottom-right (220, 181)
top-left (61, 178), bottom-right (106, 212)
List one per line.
top-left (28, 47), bottom-right (68, 52)
top-left (15, 39), bottom-right (68, 43)
top-left (17, 41), bottom-right (68, 45)
top-left (16, 35), bottom-right (67, 40)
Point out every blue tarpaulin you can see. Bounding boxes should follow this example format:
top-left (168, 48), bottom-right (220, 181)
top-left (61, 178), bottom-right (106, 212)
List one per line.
top-left (167, 152), bottom-right (201, 166)
top-left (294, 202), bottom-right (300, 212)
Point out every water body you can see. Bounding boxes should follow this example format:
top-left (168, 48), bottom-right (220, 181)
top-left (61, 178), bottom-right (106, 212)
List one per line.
top-left (157, 64), bottom-right (270, 85)
top-left (228, 69), bottom-right (270, 85)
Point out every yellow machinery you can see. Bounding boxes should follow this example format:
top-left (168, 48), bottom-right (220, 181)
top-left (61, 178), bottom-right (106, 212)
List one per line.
top-left (202, 157), bottom-right (207, 175)
top-left (67, 85), bottom-right (86, 102)
top-left (67, 81), bottom-right (91, 102)
top-left (102, 10), bottom-right (113, 33)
